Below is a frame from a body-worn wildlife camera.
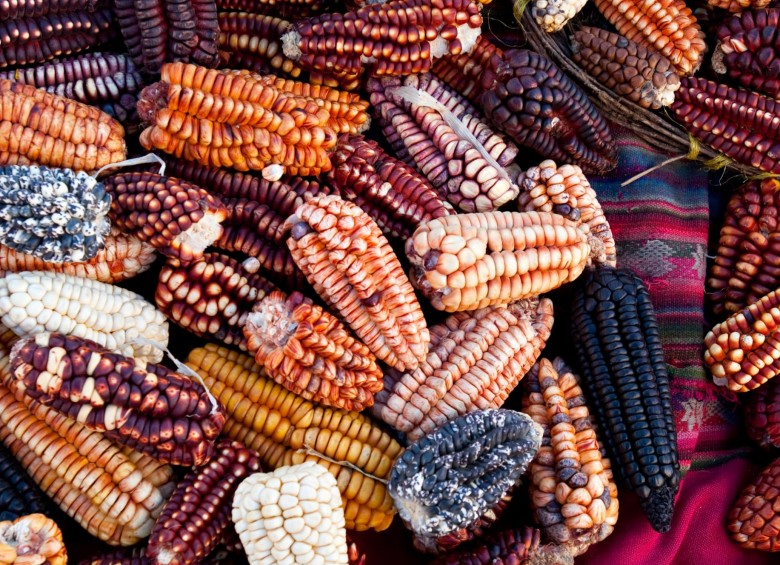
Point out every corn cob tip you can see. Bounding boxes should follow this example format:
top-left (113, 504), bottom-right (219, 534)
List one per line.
top-left (0, 513), bottom-right (67, 565)
top-left (281, 30), bottom-right (303, 61)
top-left (641, 485), bottom-right (676, 533)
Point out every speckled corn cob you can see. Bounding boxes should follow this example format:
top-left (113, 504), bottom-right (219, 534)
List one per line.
top-left (431, 36), bottom-right (501, 106)
top-left (186, 344), bottom-right (401, 531)
top-left (368, 73), bottom-right (521, 213)
top-left (522, 358), bottom-right (619, 552)
top-left (592, 0), bottom-right (706, 75)
top-left (480, 50), bottom-right (617, 175)
top-left (147, 440), bottom-right (261, 565)
top-left (571, 266), bottom-right (680, 533)
top-left (0, 80), bottom-right (126, 173)
top-left (103, 171), bottom-right (227, 263)
top-left (431, 527), bottom-right (542, 565)
top-left (324, 134), bottom-right (455, 239)
top-left (518, 160), bottom-right (616, 267)
top-left (0, 513), bottom-right (66, 565)
top-left (708, 0), bottom-right (770, 12)
top-left (215, 0), bottom-right (334, 18)
top-left (728, 456), bottom-right (780, 551)
top-left (218, 12), bottom-right (301, 78)
top-left (9, 332), bottom-right (226, 466)
top-left (532, 0), bottom-right (587, 32)
top-left (744, 377), bottom-right (780, 450)
top-left (373, 298), bottom-right (554, 441)
top-left (156, 252), bottom-right (276, 351)
top-left (0, 271), bottom-right (169, 362)
top-left (389, 409), bottom-right (542, 551)
top-left (571, 27), bottom-right (681, 109)
top-left (406, 211), bottom-right (590, 312)
top-left (0, 443), bottom-right (47, 522)
top-left (244, 290), bottom-right (383, 412)
top-left (287, 194), bottom-right (429, 372)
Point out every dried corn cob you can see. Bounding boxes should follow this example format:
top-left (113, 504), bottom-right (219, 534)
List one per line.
top-left (368, 73), bottom-right (521, 213)
top-left (244, 290), bottom-right (383, 412)
top-left (324, 134), bottom-right (455, 239)
top-left (287, 194), bottom-right (429, 371)
top-left (103, 171), bottom-right (227, 263)
top-left (708, 0), bottom-right (770, 12)
top-left (592, 0), bottom-right (706, 75)
top-left (138, 63), bottom-right (337, 178)
top-left (431, 527), bottom-right (542, 565)
top-left (728, 456), bottom-right (780, 551)
top-left (79, 547), bottom-right (149, 565)
top-left (389, 409), bottom-right (542, 551)
top-left (373, 298), bottom-right (554, 441)
top-left (406, 211), bottom-right (590, 312)
top-left (571, 266), bottom-right (680, 533)
top-left (0, 271), bottom-right (169, 362)
top-left (156, 252), bottom-right (276, 351)
top-left (218, 12), bottom-right (301, 78)
top-left (0, 443), bottom-right (47, 522)
top-left (147, 440), bottom-right (261, 565)
top-left (571, 27), bottom-right (681, 110)
top-left (431, 36), bottom-right (502, 106)
top-left (0, 229), bottom-right (156, 283)
top-left (532, 0), bottom-right (587, 32)
top-left (0, 513), bottom-right (66, 565)
top-left (215, 0), bottom-right (334, 17)
top-left (0, 80), bottom-right (126, 173)
top-left (233, 461), bottom-right (348, 565)
top-left (522, 358), bottom-right (619, 552)
top-left (744, 377), bottom-right (780, 449)
top-left (9, 332), bottom-right (226, 466)
top-left (186, 344), bottom-right (401, 531)
top-left (346, 536), bottom-right (365, 565)
top-left (518, 160), bottom-right (617, 267)
top-left (480, 50), bottom-right (617, 175)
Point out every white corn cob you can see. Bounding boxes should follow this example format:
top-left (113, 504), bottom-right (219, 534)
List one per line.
top-left (532, 0), bottom-right (589, 32)
top-left (0, 271), bottom-right (168, 362)
top-left (232, 461), bottom-right (349, 565)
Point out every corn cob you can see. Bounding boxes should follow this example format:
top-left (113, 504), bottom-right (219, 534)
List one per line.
top-left (431, 527), bottom-right (542, 565)
top-left (103, 171), bottom-right (227, 263)
top-left (373, 298), bottom-right (554, 441)
top-left (79, 547), bottom-right (149, 565)
top-left (368, 73), bottom-right (521, 213)
top-left (522, 358), bottom-right (619, 552)
top-left (233, 461), bottom-right (349, 565)
top-left (406, 211), bottom-right (590, 312)
top-left (0, 513), bottom-right (66, 565)
top-left (532, 0), bottom-right (587, 32)
top-left (218, 12), bottom-right (301, 78)
top-left (324, 134), bottom-right (455, 239)
top-left (147, 440), bottom-right (261, 565)
top-left (346, 536), bottom-right (365, 565)
top-left (0, 229), bottom-right (156, 283)
top-left (9, 332), bottom-right (226, 466)
top-left (0, 271), bottom-right (169, 362)
top-left (571, 27), bottom-right (681, 110)
top-left (744, 376), bottom-right (780, 450)
top-left (728, 456), bottom-right (780, 551)
top-left (389, 409), bottom-right (542, 551)
top-left (0, 80), bottom-right (126, 173)
top-left (571, 266), bottom-right (680, 533)
top-left (518, 160), bottom-right (617, 267)
top-left (215, 0), bottom-right (334, 18)
top-left (0, 443), bottom-right (47, 522)
top-left (593, 0), bottom-right (706, 75)
top-left (430, 36), bottom-right (502, 107)
top-left (708, 0), bottom-right (770, 12)
top-left (480, 50), bottom-right (617, 175)
top-left (244, 290), bottom-right (383, 412)
top-left (186, 344), bottom-right (401, 532)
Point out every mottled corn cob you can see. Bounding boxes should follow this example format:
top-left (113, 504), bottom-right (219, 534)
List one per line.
top-left (571, 27), bottom-right (681, 110)
top-left (218, 12), bottom-right (301, 78)
top-left (186, 344), bottom-right (401, 531)
top-left (287, 194), bottom-right (429, 372)
top-left (233, 461), bottom-right (349, 565)
top-left (0, 513), bottom-right (66, 565)
top-left (728, 457), bottom-right (780, 551)
top-left (744, 377), bottom-right (780, 449)
top-left (480, 50), bottom-right (617, 175)
top-left (0, 80), bottom-right (126, 173)
top-left (368, 73), bottom-right (521, 213)
top-left (709, 0), bottom-right (770, 12)
top-left (0, 443), bottom-right (47, 522)
top-left (431, 35), bottom-right (502, 106)
top-left (374, 298), bottom-right (554, 441)
top-left (518, 160), bottom-right (616, 267)
top-left (0, 271), bottom-right (169, 362)
top-left (532, 0), bottom-right (587, 32)
top-left (215, 0), bottom-right (334, 17)
top-left (9, 332), bottom-right (226, 466)
top-left (156, 252), bottom-right (276, 351)
top-left (431, 527), bottom-right (542, 565)
top-left (103, 171), bottom-right (227, 263)
top-left (406, 211), bottom-right (590, 312)
top-left (147, 440), bottom-right (261, 565)
top-left (571, 266), bottom-right (680, 533)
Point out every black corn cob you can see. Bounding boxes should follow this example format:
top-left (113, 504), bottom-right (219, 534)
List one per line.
top-left (0, 442), bottom-right (47, 521)
top-left (570, 266), bottom-right (680, 533)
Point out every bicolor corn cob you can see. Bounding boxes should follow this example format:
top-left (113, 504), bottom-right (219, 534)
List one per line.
top-left (147, 440), bottom-right (262, 565)
top-left (373, 298), bottom-right (554, 441)
top-left (431, 527), bottom-right (543, 565)
top-left (406, 211), bottom-right (590, 312)
top-left (186, 344), bottom-right (402, 531)
top-left (215, 0), bottom-right (334, 18)
top-left (744, 376), bottom-right (780, 450)
top-left (232, 461), bottom-right (349, 565)
top-left (0, 80), bottom-right (126, 173)
top-left (218, 12), bottom-right (301, 78)
top-left (431, 36), bottom-right (501, 106)
top-left (708, 0), bottom-right (770, 12)
top-left (287, 194), bottom-right (429, 372)
top-left (728, 456), bottom-right (780, 551)
top-left (480, 50), bottom-right (617, 175)
top-left (571, 266), bottom-right (680, 533)
top-left (368, 73), bottom-right (521, 213)
top-left (103, 171), bottom-right (227, 263)
top-left (0, 271), bottom-right (169, 362)
top-left (9, 332), bottom-right (226, 466)
top-left (0, 443), bottom-right (47, 522)
top-left (0, 513), bottom-right (66, 565)
top-left (532, 0), bottom-right (587, 32)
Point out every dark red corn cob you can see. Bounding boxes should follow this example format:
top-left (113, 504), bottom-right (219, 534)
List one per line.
top-left (215, 0), bottom-right (335, 18)
top-left (0, 442), bottom-right (48, 521)
top-left (728, 456), bottom-right (780, 551)
top-left (744, 377), bottom-right (780, 450)
top-left (431, 35), bottom-right (502, 106)
top-left (8, 332), bottom-right (226, 467)
top-left (78, 547), bottom-right (149, 565)
top-left (1, 0), bottom-right (96, 19)
top-left (146, 440), bottom-right (261, 565)
top-left (431, 527), bottom-right (542, 565)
